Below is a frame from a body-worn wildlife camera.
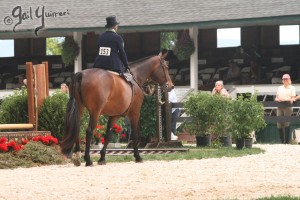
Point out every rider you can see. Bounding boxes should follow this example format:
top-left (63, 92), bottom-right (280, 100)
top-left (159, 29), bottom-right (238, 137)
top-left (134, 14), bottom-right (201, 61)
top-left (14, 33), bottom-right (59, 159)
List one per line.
top-left (93, 15), bottom-right (129, 75)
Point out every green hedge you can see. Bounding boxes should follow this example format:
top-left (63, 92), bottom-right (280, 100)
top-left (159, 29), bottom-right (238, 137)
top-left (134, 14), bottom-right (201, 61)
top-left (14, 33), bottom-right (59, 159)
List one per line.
top-left (38, 91), bottom-right (69, 140)
top-left (0, 87), bottom-right (28, 128)
top-left (140, 96), bottom-right (156, 141)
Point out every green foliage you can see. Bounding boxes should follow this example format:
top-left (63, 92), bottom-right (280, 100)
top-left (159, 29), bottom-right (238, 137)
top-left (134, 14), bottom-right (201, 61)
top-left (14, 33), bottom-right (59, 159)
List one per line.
top-left (230, 94), bottom-right (266, 139)
top-left (61, 37), bottom-right (79, 66)
top-left (46, 37), bottom-right (64, 55)
top-left (38, 91), bottom-right (69, 140)
top-left (183, 92), bottom-right (266, 139)
top-left (160, 32), bottom-right (177, 50)
top-left (183, 92), bottom-right (229, 136)
top-left (0, 87), bottom-right (28, 126)
top-left (173, 31), bottom-right (195, 61)
top-left (140, 96), bottom-right (156, 141)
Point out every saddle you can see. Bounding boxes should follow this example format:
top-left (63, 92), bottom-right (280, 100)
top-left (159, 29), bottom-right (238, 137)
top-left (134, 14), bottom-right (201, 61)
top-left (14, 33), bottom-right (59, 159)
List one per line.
top-left (107, 70), bottom-right (134, 85)
top-left (120, 72), bottom-right (134, 85)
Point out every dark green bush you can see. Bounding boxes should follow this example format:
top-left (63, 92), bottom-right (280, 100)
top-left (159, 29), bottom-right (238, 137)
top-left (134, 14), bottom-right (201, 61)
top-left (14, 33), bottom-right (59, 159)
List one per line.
top-left (140, 96), bottom-right (156, 141)
top-left (0, 87), bottom-right (28, 127)
top-left (38, 91), bottom-right (69, 140)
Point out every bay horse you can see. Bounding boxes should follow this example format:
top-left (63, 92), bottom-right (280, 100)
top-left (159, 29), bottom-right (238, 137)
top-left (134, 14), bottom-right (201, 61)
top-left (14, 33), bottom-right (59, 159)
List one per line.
top-left (60, 52), bottom-right (174, 166)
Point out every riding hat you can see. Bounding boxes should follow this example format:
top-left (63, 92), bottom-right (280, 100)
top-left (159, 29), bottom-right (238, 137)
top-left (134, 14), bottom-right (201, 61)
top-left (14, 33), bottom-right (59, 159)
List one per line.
top-left (105, 16), bottom-right (119, 28)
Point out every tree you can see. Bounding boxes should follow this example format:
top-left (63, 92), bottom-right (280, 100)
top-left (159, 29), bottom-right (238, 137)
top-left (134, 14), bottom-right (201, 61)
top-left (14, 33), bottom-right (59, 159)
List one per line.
top-left (46, 37), bottom-right (64, 55)
top-left (160, 32), bottom-right (177, 50)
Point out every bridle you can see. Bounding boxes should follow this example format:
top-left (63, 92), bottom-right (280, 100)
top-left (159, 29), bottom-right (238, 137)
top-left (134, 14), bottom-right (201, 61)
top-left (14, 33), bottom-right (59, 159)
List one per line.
top-left (158, 56), bottom-right (170, 91)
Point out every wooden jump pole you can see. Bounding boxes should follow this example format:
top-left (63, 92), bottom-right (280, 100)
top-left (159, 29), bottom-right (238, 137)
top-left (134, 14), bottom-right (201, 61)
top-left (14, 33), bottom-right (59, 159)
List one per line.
top-left (0, 124), bottom-right (34, 130)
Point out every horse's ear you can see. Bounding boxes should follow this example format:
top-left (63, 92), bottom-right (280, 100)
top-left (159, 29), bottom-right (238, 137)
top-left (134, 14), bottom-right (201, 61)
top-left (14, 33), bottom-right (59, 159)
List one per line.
top-left (160, 50), bottom-right (168, 60)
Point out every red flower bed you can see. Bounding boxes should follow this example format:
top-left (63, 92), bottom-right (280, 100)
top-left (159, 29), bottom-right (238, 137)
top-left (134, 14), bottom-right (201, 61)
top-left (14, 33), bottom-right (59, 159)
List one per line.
top-left (0, 135), bottom-right (58, 154)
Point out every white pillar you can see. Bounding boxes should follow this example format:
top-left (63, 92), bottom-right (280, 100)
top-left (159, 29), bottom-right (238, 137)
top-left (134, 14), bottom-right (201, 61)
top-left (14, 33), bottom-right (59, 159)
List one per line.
top-left (73, 32), bottom-right (82, 73)
top-left (189, 27), bottom-right (198, 91)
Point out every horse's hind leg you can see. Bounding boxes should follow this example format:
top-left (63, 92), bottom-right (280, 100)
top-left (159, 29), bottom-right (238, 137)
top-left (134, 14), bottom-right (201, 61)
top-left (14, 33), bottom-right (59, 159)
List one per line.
top-left (84, 113), bottom-right (98, 166)
top-left (98, 116), bottom-right (118, 165)
top-left (72, 140), bottom-right (82, 166)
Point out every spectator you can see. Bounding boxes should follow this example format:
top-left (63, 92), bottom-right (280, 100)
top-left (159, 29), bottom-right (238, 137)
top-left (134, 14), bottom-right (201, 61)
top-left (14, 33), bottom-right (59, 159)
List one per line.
top-left (60, 83), bottom-right (69, 95)
top-left (275, 74), bottom-right (296, 144)
top-left (168, 89), bottom-right (180, 140)
top-left (212, 80), bottom-right (230, 97)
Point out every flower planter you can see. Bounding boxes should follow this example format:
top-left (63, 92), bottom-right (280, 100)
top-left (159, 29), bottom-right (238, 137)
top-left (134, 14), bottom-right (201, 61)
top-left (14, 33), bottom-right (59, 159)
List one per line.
top-left (244, 138), bottom-right (253, 149)
top-left (177, 132), bottom-right (196, 144)
top-left (196, 135), bottom-right (211, 147)
top-left (220, 136), bottom-right (232, 147)
top-left (235, 138), bottom-right (244, 150)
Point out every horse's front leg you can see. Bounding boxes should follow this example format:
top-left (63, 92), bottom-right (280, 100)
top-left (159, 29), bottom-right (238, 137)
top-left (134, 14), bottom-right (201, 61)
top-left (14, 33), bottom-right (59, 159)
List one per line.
top-left (72, 140), bottom-right (82, 166)
top-left (130, 120), bottom-right (143, 163)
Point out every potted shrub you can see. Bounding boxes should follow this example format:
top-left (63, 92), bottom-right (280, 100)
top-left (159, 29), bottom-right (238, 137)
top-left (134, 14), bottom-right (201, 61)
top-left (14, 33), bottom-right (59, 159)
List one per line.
top-left (230, 94), bottom-right (266, 149)
top-left (183, 92), bottom-right (229, 146)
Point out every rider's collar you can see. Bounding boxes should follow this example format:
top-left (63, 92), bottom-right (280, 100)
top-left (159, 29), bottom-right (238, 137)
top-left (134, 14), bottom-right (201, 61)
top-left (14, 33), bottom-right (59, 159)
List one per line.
top-left (107, 28), bottom-right (116, 33)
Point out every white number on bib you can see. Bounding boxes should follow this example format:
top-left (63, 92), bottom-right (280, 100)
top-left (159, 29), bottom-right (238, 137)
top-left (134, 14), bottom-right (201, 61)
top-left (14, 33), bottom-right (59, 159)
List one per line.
top-left (99, 47), bottom-right (111, 56)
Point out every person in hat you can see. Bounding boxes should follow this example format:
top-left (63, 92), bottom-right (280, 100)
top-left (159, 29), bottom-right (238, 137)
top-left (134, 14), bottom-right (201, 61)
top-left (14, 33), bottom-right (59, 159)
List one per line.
top-left (275, 74), bottom-right (296, 144)
top-left (94, 15), bottom-right (129, 74)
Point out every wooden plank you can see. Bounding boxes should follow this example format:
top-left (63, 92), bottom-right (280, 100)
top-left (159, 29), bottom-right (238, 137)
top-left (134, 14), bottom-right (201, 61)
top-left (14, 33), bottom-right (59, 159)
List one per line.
top-left (0, 124), bottom-right (33, 130)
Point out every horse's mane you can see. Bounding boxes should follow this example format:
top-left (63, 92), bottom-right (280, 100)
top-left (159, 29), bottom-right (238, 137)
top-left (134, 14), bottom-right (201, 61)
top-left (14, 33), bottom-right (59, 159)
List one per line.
top-left (129, 55), bottom-right (155, 66)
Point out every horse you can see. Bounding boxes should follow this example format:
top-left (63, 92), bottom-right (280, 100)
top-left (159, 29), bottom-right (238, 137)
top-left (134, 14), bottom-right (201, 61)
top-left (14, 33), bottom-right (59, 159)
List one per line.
top-left (60, 52), bottom-right (174, 166)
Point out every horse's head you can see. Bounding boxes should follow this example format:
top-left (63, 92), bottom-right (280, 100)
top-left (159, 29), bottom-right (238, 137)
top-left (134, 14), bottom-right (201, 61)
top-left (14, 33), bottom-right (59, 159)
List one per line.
top-left (150, 52), bottom-right (174, 92)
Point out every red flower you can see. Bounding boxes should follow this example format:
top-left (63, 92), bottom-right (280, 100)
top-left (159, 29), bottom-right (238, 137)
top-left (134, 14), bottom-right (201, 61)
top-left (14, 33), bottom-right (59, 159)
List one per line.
top-left (101, 137), bottom-right (105, 144)
top-left (32, 135), bottom-right (58, 146)
top-left (121, 133), bottom-right (126, 139)
top-left (7, 140), bottom-right (17, 148)
top-left (0, 137), bottom-right (7, 144)
top-left (96, 125), bottom-right (104, 129)
top-left (112, 124), bottom-right (122, 133)
top-left (0, 143), bottom-right (8, 152)
top-left (21, 138), bottom-right (28, 145)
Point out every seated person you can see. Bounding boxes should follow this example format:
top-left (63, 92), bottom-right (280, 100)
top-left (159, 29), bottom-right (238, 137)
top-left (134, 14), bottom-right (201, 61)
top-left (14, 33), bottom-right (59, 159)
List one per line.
top-left (249, 58), bottom-right (263, 83)
top-left (224, 60), bottom-right (241, 84)
top-left (212, 80), bottom-right (230, 97)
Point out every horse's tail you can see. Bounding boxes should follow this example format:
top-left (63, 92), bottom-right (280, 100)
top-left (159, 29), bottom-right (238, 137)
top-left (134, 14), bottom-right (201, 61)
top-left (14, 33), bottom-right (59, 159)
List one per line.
top-left (60, 72), bottom-right (82, 156)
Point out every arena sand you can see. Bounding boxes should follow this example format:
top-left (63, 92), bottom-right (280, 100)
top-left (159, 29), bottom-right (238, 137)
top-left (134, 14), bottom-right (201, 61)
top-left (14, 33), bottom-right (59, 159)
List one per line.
top-left (0, 144), bottom-right (300, 200)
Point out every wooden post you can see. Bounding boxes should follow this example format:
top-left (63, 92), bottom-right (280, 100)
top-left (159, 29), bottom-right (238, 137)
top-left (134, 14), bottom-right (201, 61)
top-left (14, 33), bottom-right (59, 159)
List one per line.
top-left (26, 62), bottom-right (35, 131)
top-left (42, 61), bottom-right (49, 96)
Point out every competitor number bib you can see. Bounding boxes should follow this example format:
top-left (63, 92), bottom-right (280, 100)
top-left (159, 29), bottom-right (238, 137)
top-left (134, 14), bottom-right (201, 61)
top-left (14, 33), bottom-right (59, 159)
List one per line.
top-left (99, 47), bottom-right (111, 56)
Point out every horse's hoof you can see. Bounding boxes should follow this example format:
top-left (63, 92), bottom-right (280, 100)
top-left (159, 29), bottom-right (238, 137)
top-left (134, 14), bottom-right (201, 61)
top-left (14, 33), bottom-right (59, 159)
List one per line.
top-left (98, 160), bottom-right (106, 165)
top-left (85, 161), bottom-right (93, 167)
top-left (135, 158), bottom-right (143, 163)
top-left (72, 158), bottom-right (81, 166)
